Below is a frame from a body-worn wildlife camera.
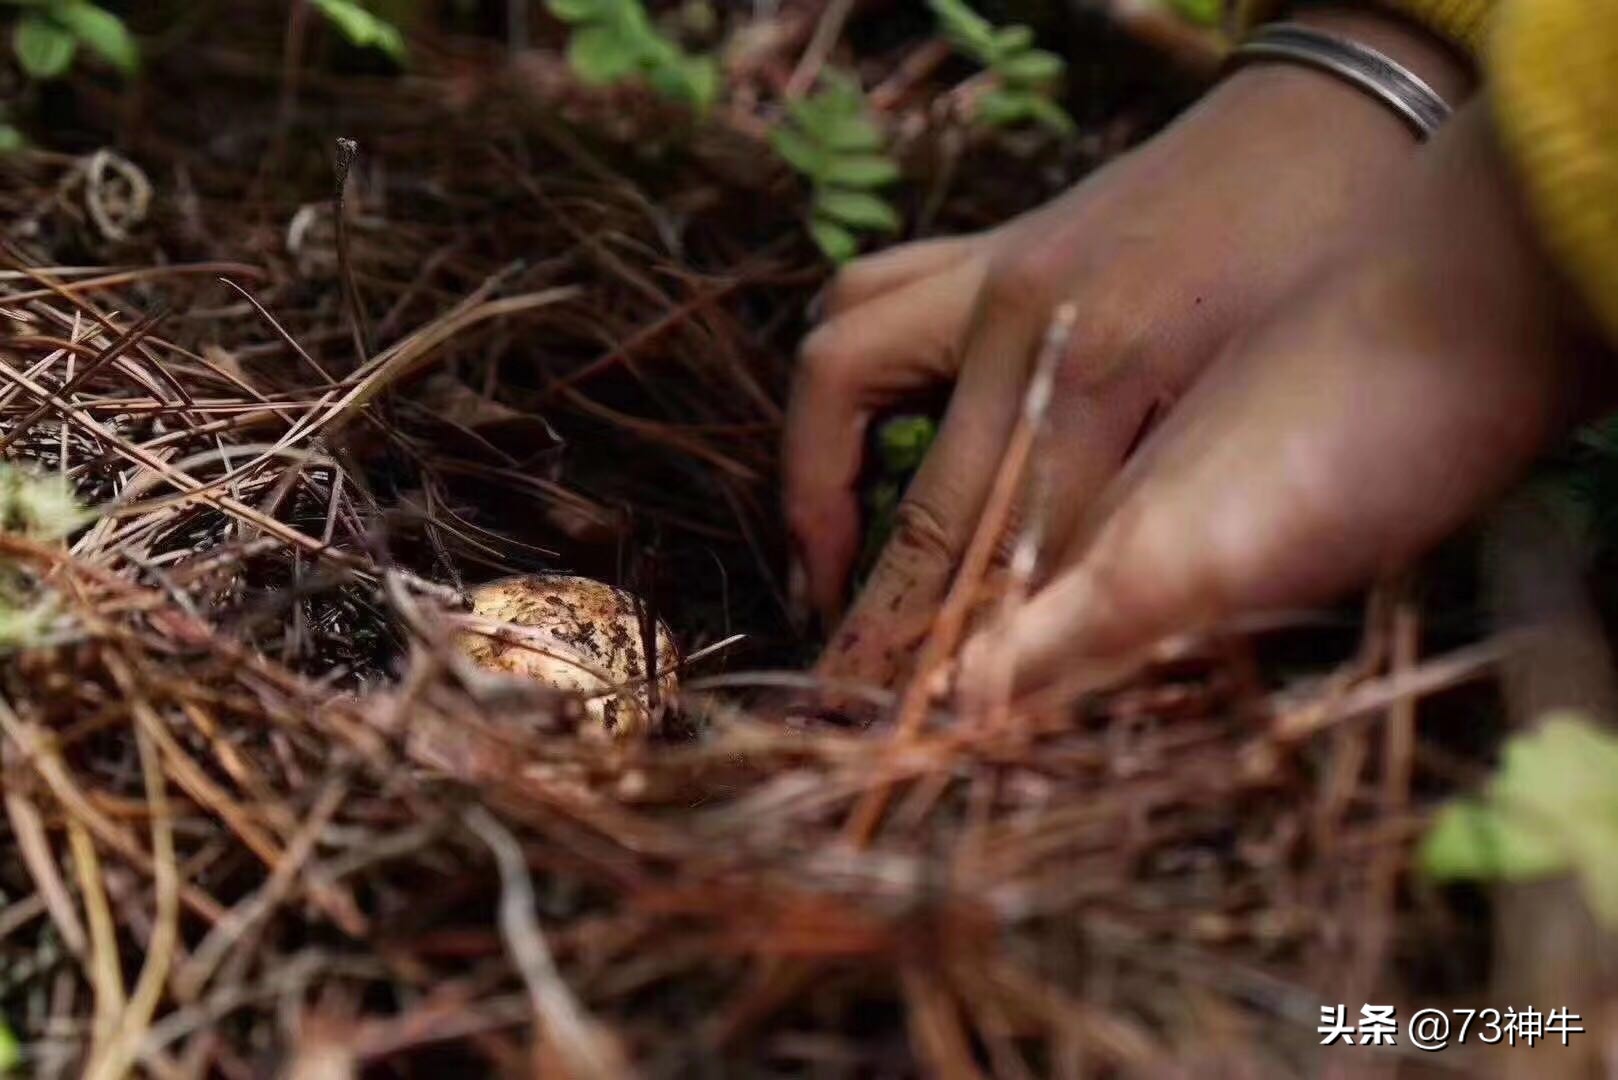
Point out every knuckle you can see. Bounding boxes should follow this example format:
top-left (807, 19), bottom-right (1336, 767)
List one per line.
top-left (796, 326), bottom-right (857, 390)
top-left (1055, 301), bottom-right (1151, 395)
top-left (821, 261), bottom-right (875, 314)
top-left (887, 497), bottom-right (959, 571)
top-left (785, 498), bottom-right (828, 543)
top-left (983, 249), bottom-right (1058, 315)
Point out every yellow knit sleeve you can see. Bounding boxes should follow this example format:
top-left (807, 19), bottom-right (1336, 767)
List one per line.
top-left (1223, 1), bottom-right (1618, 345)
top-left (1489, 0), bottom-right (1618, 344)
top-left (1231, 1), bottom-right (1495, 52)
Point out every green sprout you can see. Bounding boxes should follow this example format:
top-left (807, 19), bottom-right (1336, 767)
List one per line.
top-left (0, 463), bottom-right (93, 540)
top-left (547, 0), bottom-right (719, 113)
top-left (770, 74), bottom-right (901, 262)
top-left (2, 0), bottom-right (137, 80)
top-left (1164, 0), bottom-right (1222, 27)
top-left (0, 464), bottom-right (93, 649)
top-left (0, 1019), bottom-right (16, 1075)
top-left (1, 0), bottom-right (137, 151)
top-left (1422, 712), bottom-right (1618, 929)
top-left (859, 415), bottom-right (937, 577)
top-left (310, 0), bottom-right (408, 62)
top-left (928, 0), bottom-right (1073, 135)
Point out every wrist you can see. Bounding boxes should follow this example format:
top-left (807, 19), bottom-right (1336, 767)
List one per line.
top-left (1208, 4), bottom-right (1472, 146)
top-left (1285, 4), bottom-right (1475, 104)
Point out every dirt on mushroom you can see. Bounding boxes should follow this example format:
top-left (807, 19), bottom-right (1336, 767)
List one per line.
top-left (456, 574), bottom-right (679, 740)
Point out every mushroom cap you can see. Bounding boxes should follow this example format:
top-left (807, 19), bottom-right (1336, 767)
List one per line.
top-left (456, 574), bottom-right (678, 739)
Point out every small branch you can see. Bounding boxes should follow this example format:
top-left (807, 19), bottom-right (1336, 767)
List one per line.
top-left (785, 0), bottom-right (858, 98)
top-left (464, 806), bottom-right (632, 1079)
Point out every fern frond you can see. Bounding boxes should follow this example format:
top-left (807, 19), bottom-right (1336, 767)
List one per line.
top-left (547, 0), bottom-right (718, 113)
top-left (927, 0), bottom-right (1073, 135)
top-left (770, 74), bottom-right (903, 262)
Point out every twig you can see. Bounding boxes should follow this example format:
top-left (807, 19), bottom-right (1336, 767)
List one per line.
top-left (332, 138), bottom-right (376, 366)
top-left (785, 0), bottom-right (858, 98)
top-left (84, 664), bottom-right (181, 1080)
top-left (2, 775), bottom-right (87, 958)
top-left (174, 772), bottom-right (352, 1001)
top-left (463, 806), bottom-right (633, 1080)
top-left (68, 819), bottom-right (126, 1057)
top-left (844, 304), bottom-right (1076, 846)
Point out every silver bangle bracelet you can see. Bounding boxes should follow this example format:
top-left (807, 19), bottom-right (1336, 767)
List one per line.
top-left (1230, 23), bottom-right (1454, 139)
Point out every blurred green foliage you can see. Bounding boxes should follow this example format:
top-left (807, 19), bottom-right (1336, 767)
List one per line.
top-left (0, 464), bottom-right (92, 649)
top-left (2, 0), bottom-right (137, 80)
top-left (770, 74), bottom-right (901, 261)
top-left (928, 0), bottom-right (1073, 134)
top-left (311, 0), bottom-right (408, 61)
top-left (547, 0), bottom-right (718, 112)
top-left (1164, 0), bottom-right (1222, 27)
top-left (1422, 712), bottom-right (1618, 929)
top-left (859, 415), bottom-right (938, 577)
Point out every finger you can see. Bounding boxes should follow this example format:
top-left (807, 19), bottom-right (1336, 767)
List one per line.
top-left (818, 276), bottom-right (1047, 686)
top-left (1021, 347), bottom-right (1165, 585)
top-left (962, 261), bottom-right (1576, 700)
top-left (784, 260), bottom-right (986, 623)
top-left (816, 236), bottom-right (981, 321)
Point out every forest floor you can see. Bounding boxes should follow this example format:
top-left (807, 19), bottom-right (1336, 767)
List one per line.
top-left (0, 3), bottom-right (1588, 1076)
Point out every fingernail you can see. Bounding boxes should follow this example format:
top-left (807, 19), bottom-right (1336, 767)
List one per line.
top-left (805, 286), bottom-right (828, 325)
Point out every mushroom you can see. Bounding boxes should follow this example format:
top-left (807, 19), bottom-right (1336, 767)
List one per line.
top-left (455, 574), bottom-right (678, 740)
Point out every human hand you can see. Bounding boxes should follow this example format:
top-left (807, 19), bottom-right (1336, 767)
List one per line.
top-left (785, 7), bottom-right (1472, 687)
top-left (957, 101), bottom-right (1611, 703)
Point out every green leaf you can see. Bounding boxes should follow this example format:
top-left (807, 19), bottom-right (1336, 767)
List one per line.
top-left (567, 23), bottom-right (640, 83)
top-left (815, 187), bottom-right (899, 232)
top-left (791, 103), bottom-right (882, 151)
top-left (546, 0), bottom-right (602, 22)
top-left (14, 13), bottom-right (77, 79)
top-left (859, 416), bottom-right (938, 578)
top-left (785, 73), bottom-right (884, 152)
top-left (998, 48), bottom-right (1063, 86)
top-left (0, 1018), bottom-right (16, 1074)
top-left (0, 598), bottom-right (58, 650)
top-left (929, 0), bottom-right (1074, 140)
top-left (310, 0), bottom-right (407, 61)
top-left (859, 476), bottom-right (902, 579)
top-left (1024, 93), bottom-right (1075, 135)
top-left (1420, 713), bottom-right (1618, 929)
top-left (769, 125), bottom-right (824, 177)
top-left (0, 124), bottom-right (24, 153)
top-left (809, 216), bottom-right (858, 263)
top-left (774, 73), bottom-right (899, 258)
top-left (52, 1), bottom-right (137, 74)
top-left (655, 52), bottom-right (718, 110)
top-left (1164, 0), bottom-right (1223, 27)
top-left (821, 152), bottom-right (899, 188)
top-left (927, 0), bottom-right (996, 60)
top-left (689, 55), bottom-right (721, 109)
top-left (1421, 800), bottom-right (1571, 881)
top-left (549, 0), bottom-right (713, 110)
top-left (979, 89), bottom-right (1073, 134)
top-left (0, 464), bottom-right (94, 541)
top-left (813, 70), bottom-right (864, 113)
top-left (975, 88), bottom-right (1032, 128)
top-left (877, 415), bottom-right (936, 474)
top-left (992, 25), bottom-right (1034, 54)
